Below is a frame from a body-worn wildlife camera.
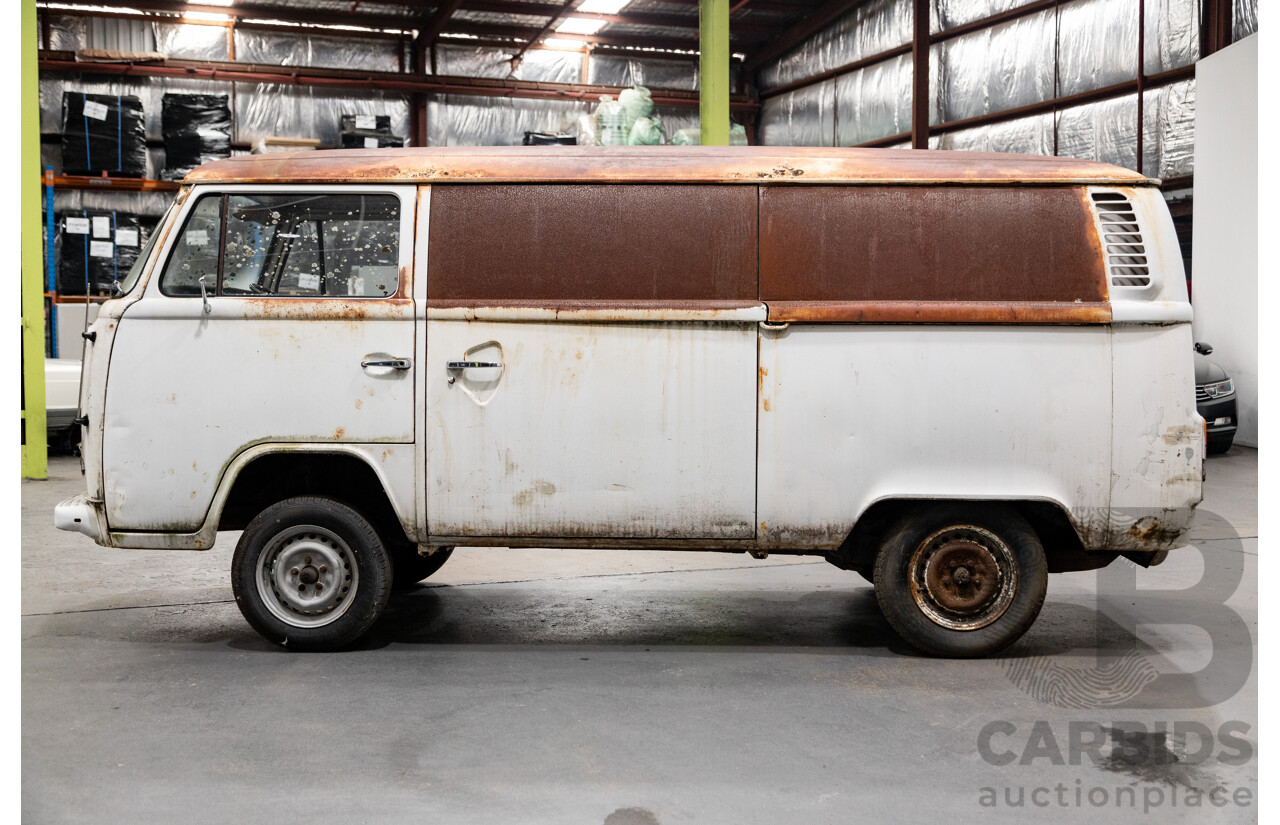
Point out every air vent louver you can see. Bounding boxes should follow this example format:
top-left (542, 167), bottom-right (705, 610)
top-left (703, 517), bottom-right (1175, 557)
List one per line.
top-left (1091, 192), bottom-right (1151, 288)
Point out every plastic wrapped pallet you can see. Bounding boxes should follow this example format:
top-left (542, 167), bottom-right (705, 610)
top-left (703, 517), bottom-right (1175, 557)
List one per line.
top-left (61, 92), bottom-right (146, 177)
top-left (618, 86), bottom-right (654, 137)
top-left (596, 96), bottom-right (629, 146)
top-left (671, 127), bottom-right (699, 146)
top-left (667, 124), bottom-right (748, 146)
top-left (627, 116), bottom-right (663, 146)
top-left (56, 210), bottom-right (152, 295)
top-left (161, 93), bottom-right (231, 181)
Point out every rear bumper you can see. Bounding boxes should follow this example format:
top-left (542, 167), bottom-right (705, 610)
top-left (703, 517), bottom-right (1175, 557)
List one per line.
top-left (54, 494), bottom-right (107, 543)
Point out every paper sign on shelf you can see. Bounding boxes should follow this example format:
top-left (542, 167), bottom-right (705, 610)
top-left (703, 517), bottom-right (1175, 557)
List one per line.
top-left (65, 217), bottom-right (90, 234)
top-left (92, 217), bottom-right (112, 238)
top-left (89, 241), bottom-right (114, 258)
top-left (355, 115), bottom-right (376, 130)
top-left (297, 273), bottom-right (321, 290)
top-left (186, 229), bottom-right (209, 246)
top-left (364, 137), bottom-right (379, 149)
top-left (83, 100), bottom-right (108, 121)
top-left (115, 228), bottom-right (139, 247)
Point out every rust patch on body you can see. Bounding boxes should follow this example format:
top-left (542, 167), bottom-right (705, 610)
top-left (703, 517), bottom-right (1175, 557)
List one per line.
top-left (762, 398), bottom-right (771, 412)
top-left (766, 300), bottom-right (1112, 324)
top-left (333, 427), bottom-right (346, 439)
top-left (1161, 425), bottom-right (1200, 445)
top-left (236, 296), bottom-right (412, 321)
top-left (1126, 516), bottom-right (1183, 548)
top-left (513, 480), bottom-right (557, 509)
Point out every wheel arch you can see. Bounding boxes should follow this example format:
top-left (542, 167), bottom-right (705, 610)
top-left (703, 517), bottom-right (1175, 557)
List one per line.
top-left (830, 496), bottom-right (1118, 575)
top-left (215, 446), bottom-right (416, 546)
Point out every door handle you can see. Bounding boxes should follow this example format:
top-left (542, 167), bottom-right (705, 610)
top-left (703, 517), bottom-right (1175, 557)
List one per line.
top-left (361, 358), bottom-right (412, 370)
top-left (446, 360), bottom-right (501, 370)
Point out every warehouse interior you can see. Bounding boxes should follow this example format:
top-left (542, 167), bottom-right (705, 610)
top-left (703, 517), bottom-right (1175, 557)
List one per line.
top-left (19, 2), bottom-right (1262, 819)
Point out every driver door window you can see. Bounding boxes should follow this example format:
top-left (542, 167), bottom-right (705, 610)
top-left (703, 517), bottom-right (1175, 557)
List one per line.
top-left (160, 191), bottom-right (401, 298)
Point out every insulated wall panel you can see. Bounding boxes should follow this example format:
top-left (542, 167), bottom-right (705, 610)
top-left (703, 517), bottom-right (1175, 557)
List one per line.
top-left (759, 0), bottom-right (910, 91)
top-left (833, 53), bottom-right (911, 145)
top-left (757, 82), bottom-right (836, 146)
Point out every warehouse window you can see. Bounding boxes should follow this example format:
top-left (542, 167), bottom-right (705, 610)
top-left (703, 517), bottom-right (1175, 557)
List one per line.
top-left (160, 192), bottom-right (401, 298)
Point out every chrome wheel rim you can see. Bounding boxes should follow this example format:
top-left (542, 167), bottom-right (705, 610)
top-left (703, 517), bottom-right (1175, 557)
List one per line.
top-left (908, 525), bottom-right (1017, 631)
top-left (255, 525), bottom-right (359, 628)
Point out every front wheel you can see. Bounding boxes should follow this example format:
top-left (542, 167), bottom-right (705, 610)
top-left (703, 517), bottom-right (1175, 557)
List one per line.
top-left (231, 496), bottom-right (392, 651)
top-left (873, 504), bottom-right (1047, 657)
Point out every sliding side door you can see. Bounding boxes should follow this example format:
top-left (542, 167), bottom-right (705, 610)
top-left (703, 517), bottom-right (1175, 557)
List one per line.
top-left (423, 184), bottom-right (762, 541)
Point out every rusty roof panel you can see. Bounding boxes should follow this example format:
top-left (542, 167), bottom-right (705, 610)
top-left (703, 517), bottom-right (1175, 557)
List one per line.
top-left (759, 185), bottom-right (1109, 304)
top-left (184, 146), bottom-right (1154, 186)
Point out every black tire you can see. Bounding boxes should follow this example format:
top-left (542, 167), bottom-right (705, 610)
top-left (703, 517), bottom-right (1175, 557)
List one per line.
top-left (231, 496), bottom-right (393, 651)
top-left (389, 544), bottom-right (454, 589)
top-left (872, 503), bottom-right (1047, 658)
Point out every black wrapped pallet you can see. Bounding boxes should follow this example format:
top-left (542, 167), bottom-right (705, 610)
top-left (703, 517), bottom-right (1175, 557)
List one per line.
top-left (162, 93), bottom-right (232, 181)
top-left (339, 131), bottom-right (405, 149)
top-left (339, 114), bottom-right (392, 134)
top-left (60, 92), bottom-right (147, 178)
top-left (56, 211), bottom-right (152, 296)
top-left (523, 132), bottom-right (577, 145)
top-left (339, 113), bottom-right (404, 149)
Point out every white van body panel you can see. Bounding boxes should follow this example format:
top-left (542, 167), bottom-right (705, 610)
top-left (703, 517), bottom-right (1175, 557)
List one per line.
top-left (1108, 323), bottom-right (1202, 546)
top-left (424, 318), bottom-right (759, 540)
top-left (756, 325), bottom-right (1114, 548)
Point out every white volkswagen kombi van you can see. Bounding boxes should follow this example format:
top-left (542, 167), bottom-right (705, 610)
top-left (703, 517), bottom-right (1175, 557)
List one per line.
top-left (55, 147), bottom-right (1203, 656)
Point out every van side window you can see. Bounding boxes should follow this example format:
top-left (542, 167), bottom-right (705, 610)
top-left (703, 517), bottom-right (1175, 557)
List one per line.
top-left (222, 193), bottom-right (400, 297)
top-left (159, 195), bottom-right (222, 296)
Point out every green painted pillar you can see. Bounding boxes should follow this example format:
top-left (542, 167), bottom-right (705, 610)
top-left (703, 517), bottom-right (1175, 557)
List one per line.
top-left (698, 0), bottom-right (730, 146)
top-left (22, 0), bottom-right (47, 479)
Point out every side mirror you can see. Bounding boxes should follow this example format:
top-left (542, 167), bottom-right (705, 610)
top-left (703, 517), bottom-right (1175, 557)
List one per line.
top-left (1194, 342), bottom-right (1213, 355)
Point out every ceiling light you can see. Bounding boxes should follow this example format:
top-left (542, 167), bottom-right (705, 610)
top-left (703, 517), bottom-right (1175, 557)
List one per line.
top-left (578, 0), bottom-right (629, 13)
top-left (554, 18), bottom-right (605, 35)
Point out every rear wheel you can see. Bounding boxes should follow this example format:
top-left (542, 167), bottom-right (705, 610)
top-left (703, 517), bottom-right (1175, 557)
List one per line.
top-left (231, 496), bottom-right (392, 651)
top-left (872, 504), bottom-right (1047, 657)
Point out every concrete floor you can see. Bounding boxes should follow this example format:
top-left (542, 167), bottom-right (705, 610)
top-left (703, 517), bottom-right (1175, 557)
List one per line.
top-left (23, 450), bottom-right (1257, 824)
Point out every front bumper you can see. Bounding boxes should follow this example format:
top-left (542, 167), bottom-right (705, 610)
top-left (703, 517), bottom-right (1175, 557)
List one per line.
top-left (1197, 394), bottom-right (1238, 438)
top-left (54, 494), bottom-right (106, 542)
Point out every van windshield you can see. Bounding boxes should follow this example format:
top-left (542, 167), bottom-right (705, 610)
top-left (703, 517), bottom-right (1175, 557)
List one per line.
top-left (115, 204), bottom-right (173, 296)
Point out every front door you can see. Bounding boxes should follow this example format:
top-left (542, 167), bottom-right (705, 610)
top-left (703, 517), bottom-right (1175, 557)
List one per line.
top-left (102, 185), bottom-right (417, 532)
top-left (422, 183), bottom-right (761, 541)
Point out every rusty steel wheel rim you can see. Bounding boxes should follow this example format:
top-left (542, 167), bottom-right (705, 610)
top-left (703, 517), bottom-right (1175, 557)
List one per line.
top-left (907, 525), bottom-right (1017, 631)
